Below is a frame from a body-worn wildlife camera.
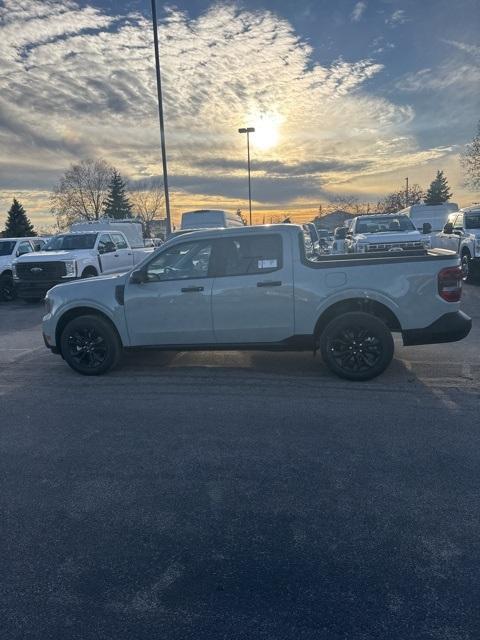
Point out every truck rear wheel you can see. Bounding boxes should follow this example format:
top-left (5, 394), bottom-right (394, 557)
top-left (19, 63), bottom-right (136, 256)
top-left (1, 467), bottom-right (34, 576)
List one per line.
top-left (60, 315), bottom-right (122, 376)
top-left (319, 312), bottom-right (394, 381)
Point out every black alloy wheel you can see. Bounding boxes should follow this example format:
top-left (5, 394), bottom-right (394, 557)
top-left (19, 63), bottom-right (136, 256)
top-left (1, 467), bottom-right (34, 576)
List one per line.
top-left (320, 312), bottom-right (394, 381)
top-left (60, 315), bottom-right (121, 375)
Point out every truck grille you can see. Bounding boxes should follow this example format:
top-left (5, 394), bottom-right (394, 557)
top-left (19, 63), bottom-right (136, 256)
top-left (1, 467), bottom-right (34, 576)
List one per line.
top-left (16, 261), bottom-right (67, 280)
top-left (365, 241), bottom-right (425, 253)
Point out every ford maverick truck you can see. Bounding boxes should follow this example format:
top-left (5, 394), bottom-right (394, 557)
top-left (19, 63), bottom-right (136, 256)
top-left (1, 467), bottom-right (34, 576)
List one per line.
top-left (42, 225), bottom-right (471, 381)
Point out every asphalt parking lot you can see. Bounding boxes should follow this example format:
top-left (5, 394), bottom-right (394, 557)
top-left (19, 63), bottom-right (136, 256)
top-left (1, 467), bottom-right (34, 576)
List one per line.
top-left (1, 288), bottom-right (479, 639)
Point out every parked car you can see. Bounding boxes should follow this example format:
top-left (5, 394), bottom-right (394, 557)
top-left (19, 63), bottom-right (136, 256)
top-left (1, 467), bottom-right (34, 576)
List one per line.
top-left (13, 231), bottom-right (153, 302)
top-left (0, 237), bottom-right (38, 301)
top-left (331, 226), bottom-right (349, 254)
top-left (302, 223), bottom-right (321, 257)
top-left (181, 209), bottom-right (245, 230)
top-left (43, 224), bottom-right (470, 381)
top-left (433, 205), bottom-right (480, 281)
top-left (345, 214), bottom-right (429, 254)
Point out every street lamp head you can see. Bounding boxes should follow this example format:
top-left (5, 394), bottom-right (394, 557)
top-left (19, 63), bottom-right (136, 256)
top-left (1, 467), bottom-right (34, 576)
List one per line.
top-left (238, 127), bottom-right (255, 134)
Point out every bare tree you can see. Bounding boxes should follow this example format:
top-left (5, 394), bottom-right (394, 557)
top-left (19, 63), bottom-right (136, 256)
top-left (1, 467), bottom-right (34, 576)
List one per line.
top-left (375, 184), bottom-right (424, 213)
top-left (461, 120), bottom-right (480, 192)
top-left (129, 179), bottom-right (165, 237)
top-left (50, 158), bottom-right (113, 229)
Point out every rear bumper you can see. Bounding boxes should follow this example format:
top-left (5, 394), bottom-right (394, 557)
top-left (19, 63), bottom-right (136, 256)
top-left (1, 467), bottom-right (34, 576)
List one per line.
top-left (402, 311), bottom-right (472, 346)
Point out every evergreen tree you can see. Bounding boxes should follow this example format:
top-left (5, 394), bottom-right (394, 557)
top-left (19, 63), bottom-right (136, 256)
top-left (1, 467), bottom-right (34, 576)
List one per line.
top-left (3, 199), bottom-right (36, 237)
top-left (103, 170), bottom-right (132, 219)
top-left (424, 170), bottom-right (452, 205)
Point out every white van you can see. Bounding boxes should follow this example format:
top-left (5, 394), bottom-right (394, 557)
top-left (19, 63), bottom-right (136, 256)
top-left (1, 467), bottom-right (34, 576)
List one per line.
top-left (399, 203), bottom-right (459, 233)
top-left (180, 209), bottom-right (245, 231)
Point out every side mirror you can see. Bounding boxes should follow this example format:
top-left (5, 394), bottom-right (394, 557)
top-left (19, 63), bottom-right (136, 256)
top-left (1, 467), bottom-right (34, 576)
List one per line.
top-left (443, 222), bottom-right (453, 234)
top-left (130, 269), bottom-right (147, 284)
top-left (335, 227), bottom-right (348, 240)
top-left (422, 222), bottom-right (432, 234)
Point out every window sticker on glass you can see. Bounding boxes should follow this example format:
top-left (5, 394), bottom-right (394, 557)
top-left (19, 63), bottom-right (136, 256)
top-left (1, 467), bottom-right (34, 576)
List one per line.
top-left (258, 259), bottom-right (278, 269)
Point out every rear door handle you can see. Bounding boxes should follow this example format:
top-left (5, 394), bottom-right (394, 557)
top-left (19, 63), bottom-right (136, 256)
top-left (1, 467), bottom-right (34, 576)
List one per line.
top-left (181, 286), bottom-right (204, 292)
top-left (257, 281), bottom-right (282, 287)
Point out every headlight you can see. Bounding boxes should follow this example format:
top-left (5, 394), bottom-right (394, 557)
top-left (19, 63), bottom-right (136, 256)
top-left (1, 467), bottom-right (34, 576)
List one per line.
top-left (356, 244), bottom-right (367, 253)
top-left (63, 260), bottom-right (76, 278)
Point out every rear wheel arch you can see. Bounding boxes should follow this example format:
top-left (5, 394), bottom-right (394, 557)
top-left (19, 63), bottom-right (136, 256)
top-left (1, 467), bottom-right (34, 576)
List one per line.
top-left (55, 307), bottom-right (122, 354)
top-left (314, 298), bottom-right (401, 340)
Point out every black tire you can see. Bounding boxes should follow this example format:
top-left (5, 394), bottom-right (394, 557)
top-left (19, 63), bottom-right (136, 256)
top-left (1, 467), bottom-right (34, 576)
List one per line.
top-left (81, 268), bottom-right (98, 279)
top-left (60, 315), bottom-right (122, 376)
top-left (319, 312), bottom-right (394, 381)
top-left (461, 251), bottom-right (473, 283)
top-left (0, 275), bottom-right (16, 302)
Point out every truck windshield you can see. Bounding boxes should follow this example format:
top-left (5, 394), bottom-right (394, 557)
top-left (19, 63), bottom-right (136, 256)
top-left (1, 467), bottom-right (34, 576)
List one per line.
top-left (0, 241), bottom-right (15, 256)
top-left (355, 216), bottom-right (416, 234)
top-left (465, 214), bottom-right (480, 229)
top-left (44, 234), bottom-right (97, 251)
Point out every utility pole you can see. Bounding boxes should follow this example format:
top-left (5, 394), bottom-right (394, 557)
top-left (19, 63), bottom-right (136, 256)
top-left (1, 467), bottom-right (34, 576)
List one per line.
top-left (151, 0), bottom-right (172, 236)
top-left (405, 177), bottom-right (409, 208)
top-left (238, 127), bottom-right (255, 224)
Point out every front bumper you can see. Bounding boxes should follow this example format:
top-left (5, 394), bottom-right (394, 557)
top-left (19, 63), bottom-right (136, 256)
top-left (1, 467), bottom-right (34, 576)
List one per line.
top-left (402, 311), bottom-right (472, 346)
top-left (15, 278), bottom-right (73, 299)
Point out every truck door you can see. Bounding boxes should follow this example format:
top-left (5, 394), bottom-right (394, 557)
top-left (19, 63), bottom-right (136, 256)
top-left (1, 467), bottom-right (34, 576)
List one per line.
top-left (97, 233), bottom-right (118, 273)
top-left (124, 238), bottom-right (216, 345)
top-left (110, 232), bottom-right (133, 270)
top-left (211, 233), bottom-right (295, 343)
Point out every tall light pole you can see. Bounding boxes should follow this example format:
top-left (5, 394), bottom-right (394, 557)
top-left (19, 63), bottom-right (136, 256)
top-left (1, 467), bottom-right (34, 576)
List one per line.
top-left (405, 176), bottom-right (409, 208)
top-left (238, 127), bottom-right (255, 225)
top-left (151, 0), bottom-right (172, 236)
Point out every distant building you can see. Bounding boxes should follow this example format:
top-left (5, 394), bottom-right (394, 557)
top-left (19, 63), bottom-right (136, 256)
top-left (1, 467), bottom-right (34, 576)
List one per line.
top-left (314, 210), bottom-right (356, 231)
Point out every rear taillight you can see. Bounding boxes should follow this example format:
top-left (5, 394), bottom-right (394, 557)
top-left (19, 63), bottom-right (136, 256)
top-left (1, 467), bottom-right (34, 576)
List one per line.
top-left (438, 266), bottom-right (462, 302)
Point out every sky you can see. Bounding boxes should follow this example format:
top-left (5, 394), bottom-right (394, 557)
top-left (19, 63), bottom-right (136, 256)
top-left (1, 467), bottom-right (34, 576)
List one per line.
top-left (0, 0), bottom-right (479, 229)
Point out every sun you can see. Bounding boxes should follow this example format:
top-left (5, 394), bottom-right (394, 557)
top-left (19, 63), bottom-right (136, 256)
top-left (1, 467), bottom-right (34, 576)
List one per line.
top-left (251, 113), bottom-right (282, 151)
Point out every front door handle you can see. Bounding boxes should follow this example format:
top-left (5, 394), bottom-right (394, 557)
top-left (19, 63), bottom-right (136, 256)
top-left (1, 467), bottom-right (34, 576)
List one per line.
top-left (257, 281), bottom-right (282, 287)
top-left (181, 286), bottom-right (204, 292)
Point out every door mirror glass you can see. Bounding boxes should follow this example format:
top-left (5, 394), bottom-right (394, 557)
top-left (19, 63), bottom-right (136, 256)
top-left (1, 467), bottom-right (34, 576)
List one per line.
top-left (422, 222), bottom-right (432, 234)
top-left (443, 222), bottom-right (453, 234)
top-left (130, 269), bottom-right (147, 284)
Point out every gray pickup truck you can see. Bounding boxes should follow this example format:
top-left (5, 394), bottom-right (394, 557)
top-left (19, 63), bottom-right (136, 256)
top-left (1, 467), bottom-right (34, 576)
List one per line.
top-left (42, 224), bottom-right (471, 381)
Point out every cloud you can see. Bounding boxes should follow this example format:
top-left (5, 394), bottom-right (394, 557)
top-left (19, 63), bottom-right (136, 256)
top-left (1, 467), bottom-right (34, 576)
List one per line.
top-left (386, 9), bottom-right (408, 26)
top-left (351, 2), bottom-right (367, 22)
top-left (0, 0), bottom-right (454, 220)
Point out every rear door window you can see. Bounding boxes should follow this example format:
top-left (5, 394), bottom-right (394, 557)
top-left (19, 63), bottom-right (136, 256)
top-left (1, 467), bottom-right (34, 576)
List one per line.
top-left (111, 233), bottom-right (128, 250)
top-left (218, 234), bottom-right (283, 276)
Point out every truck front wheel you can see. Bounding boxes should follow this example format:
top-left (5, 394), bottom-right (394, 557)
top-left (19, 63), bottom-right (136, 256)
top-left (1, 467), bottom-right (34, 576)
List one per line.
top-left (0, 275), bottom-right (16, 302)
top-left (60, 315), bottom-right (122, 375)
top-left (319, 312), bottom-right (394, 381)
top-left (461, 251), bottom-right (473, 283)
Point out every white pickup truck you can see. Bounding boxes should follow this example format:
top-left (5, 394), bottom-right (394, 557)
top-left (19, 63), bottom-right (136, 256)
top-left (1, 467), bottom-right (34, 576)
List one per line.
top-left (42, 224), bottom-right (471, 381)
top-left (0, 237), bottom-right (38, 301)
top-left (432, 206), bottom-right (480, 282)
top-left (13, 230), bottom-right (152, 302)
top-left (345, 214), bottom-right (429, 254)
